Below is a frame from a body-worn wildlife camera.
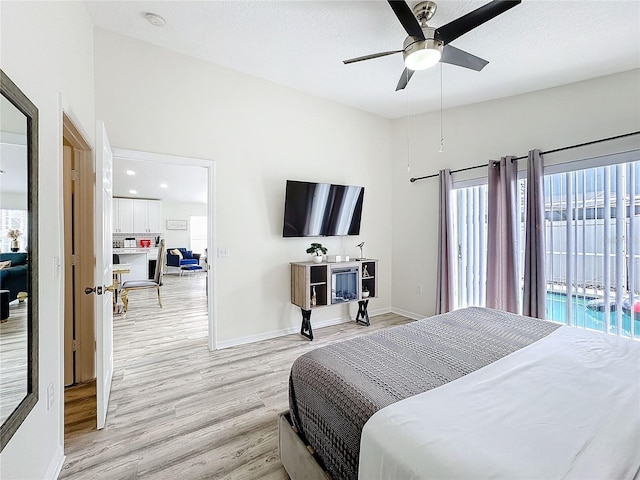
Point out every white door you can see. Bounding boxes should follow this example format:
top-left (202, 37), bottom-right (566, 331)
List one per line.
top-left (95, 120), bottom-right (114, 430)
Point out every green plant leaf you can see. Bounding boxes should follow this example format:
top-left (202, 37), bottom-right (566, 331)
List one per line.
top-left (306, 242), bottom-right (328, 255)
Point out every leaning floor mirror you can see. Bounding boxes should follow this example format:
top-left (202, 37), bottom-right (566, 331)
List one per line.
top-left (0, 69), bottom-right (39, 451)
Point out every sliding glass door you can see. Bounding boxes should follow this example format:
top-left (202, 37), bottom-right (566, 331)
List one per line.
top-left (451, 152), bottom-right (640, 339)
top-left (545, 161), bottom-right (639, 338)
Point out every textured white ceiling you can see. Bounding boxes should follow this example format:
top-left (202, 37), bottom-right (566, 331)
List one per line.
top-left (85, 0), bottom-right (640, 119)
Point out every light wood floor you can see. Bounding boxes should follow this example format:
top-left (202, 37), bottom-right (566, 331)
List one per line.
top-left (0, 298), bottom-right (28, 425)
top-left (60, 272), bottom-right (413, 479)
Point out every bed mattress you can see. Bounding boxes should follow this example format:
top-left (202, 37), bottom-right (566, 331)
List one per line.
top-left (359, 325), bottom-right (640, 479)
top-left (288, 307), bottom-right (561, 480)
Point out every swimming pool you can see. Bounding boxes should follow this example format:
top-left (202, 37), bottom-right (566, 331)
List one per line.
top-left (547, 292), bottom-right (640, 339)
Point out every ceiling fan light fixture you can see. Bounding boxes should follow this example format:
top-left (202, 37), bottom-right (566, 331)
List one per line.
top-left (402, 35), bottom-right (443, 71)
top-left (405, 47), bottom-right (441, 70)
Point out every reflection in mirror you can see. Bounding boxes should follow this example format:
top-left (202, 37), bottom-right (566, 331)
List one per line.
top-left (0, 94), bottom-right (28, 425)
top-left (0, 70), bottom-right (38, 451)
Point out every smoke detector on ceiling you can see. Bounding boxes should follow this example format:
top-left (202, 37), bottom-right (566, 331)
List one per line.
top-left (144, 12), bottom-right (166, 27)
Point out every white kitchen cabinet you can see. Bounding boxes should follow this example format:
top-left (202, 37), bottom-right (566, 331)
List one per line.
top-left (133, 199), bottom-right (162, 233)
top-left (112, 198), bottom-right (134, 233)
top-left (132, 199), bottom-right (146, 233)
top-left (147, 200), bottom-right (162, 233)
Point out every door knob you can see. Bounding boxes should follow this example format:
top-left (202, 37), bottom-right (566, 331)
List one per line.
top-left (84, 284), bottom-right (116, 295)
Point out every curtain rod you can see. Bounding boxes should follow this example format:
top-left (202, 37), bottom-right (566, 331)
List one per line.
top-left (409, 131), bottom-right (640, 183)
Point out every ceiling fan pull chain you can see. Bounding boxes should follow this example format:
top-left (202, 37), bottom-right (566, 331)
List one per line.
top-left (406, 69), bottom-right (411, 173)
top-left (439, 63), bottom-right (445, 153)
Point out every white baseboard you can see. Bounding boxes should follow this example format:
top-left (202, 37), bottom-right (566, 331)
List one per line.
top-left (216, 306), bottom-right (392, 349)
top-left (389, 307), bottom-right (427, 321)
top-left (216, 316), bottom-right (347, 349)
top-left (44, 446), bottom-right (65, 480)
top-left (366, 306), bottom-right (392, 317)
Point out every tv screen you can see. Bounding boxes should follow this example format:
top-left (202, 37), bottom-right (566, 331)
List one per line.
top-left (282, 180), bottom-right (365, 237)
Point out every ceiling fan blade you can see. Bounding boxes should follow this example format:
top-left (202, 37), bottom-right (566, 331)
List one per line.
top-left (395, 68), bottom-right (415, 91)
top-left (388, 1), bottom-right (425, 40)
top-left (441, 45), bottom-right (489, 71)
top-left (343, 50), bottom-right (403, 64)
top-left (435, 0), bottom-right (521, 45)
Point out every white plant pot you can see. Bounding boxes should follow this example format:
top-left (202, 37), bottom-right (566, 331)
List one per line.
top-left (312, 255), bottom-right (323, 263)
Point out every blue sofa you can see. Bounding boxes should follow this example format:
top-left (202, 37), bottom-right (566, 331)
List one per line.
top-left (0, 252), bottom-right (28, 301)
top-left (166, 248), bottom-right (201, 272)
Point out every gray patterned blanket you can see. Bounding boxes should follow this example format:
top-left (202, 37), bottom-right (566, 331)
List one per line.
top-left (288, 307), bottom-right (561, 480)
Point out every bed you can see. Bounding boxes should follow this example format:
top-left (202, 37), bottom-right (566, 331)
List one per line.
top-left (281, 306), bottom-right (640, 480)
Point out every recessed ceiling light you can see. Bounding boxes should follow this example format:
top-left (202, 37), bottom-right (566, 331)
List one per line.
top-left (160, 183), bottom-right (168, 188)
top-left (129, 190), bottom-right (138, 194)
top-left (126, 170), bottom-right (135, 176)
top-left (144, 12), bottom-right (166, 27)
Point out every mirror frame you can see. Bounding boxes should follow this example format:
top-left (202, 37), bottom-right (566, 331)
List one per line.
top-left (0, 69), bottom-right (39, 451)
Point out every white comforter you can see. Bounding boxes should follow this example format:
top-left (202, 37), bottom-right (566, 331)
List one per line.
top-left (359, 326), bottom-right (640, 480)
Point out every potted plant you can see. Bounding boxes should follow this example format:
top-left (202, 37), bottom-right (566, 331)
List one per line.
top-left (7, 229), bottom-right (22, 252)
top-left (362, 286), bottom-right (370, 299)
top-left (306, 243), bottom-right (327, 263)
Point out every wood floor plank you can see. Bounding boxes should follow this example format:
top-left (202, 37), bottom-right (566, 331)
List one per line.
top-left (61, 273), bottom-right (413, 479)
top-left (0, 299), bottom-right (28, 425)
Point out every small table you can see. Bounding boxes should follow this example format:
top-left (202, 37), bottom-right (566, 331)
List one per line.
top-left (113, 263), bottom-right (131, 313)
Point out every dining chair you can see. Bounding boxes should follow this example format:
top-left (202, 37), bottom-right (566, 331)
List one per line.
top-left (120, 240), bottom-right (166, 312)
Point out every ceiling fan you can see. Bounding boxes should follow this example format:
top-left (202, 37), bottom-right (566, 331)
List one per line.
top-left (343, 0), bottom-right (521, 91)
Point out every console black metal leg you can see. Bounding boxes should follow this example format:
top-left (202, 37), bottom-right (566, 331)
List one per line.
top-left (300, 308), bottom-right (313, 340)
top-left (356, 299), bottom-right (370, 326)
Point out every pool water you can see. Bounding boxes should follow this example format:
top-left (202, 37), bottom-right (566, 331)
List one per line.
top-left (547, 292), bottom-right (640, 339)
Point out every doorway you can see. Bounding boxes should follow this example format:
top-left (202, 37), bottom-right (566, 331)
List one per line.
top-left (62, 141), bottom-right (217, 438)
top-left (111, 148), bottom-right (217, 350)
top-left (62, 113), bottom-right (97, 431)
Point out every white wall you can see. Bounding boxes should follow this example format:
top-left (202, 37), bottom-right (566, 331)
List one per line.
top-left (0, 193), bottom-right (27, 210)
top-left (391, 69), bottom-right (640, 319)
top-left (161, 201), bottom-right (207, 249)
top-left (0, 1), bottom-right (95, 478)
top-left (93, 29), bottom-right (393, 344)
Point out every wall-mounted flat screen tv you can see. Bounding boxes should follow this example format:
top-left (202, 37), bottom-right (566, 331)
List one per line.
top-left (282, 180), bottom-right (365, 237)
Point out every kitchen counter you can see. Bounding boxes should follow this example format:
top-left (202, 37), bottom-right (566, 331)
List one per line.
top-left (114, 247), bottom-right (159, 259)
top-left (113, 248), bottom-right (154, 254)
top-left (113, 249), bottom-right (159, 281)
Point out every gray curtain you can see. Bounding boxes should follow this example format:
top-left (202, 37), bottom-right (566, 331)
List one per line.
top-left (436, 169), bottom-right (455, 314)
top-left (523, 149), bottom-right (546, 318)
top-left (486, 156), bottom-right (520, 313)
